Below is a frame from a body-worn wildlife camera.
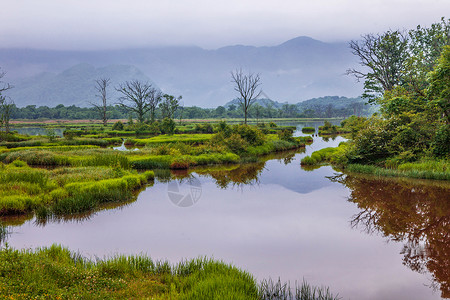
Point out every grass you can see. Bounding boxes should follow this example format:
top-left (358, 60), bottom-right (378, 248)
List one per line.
top-left (127, 134), bottom-right (213, 146)
top-left (0, 160), bottom-right (155, 216)
top-left (0, 245), bottom-right (341, 300)
top-left (259, 278), bottom-right (341, 300)
top-left (301, 142), bottom-right (450, 180)
top-left (345, 163), bottom-right (450, 180)
top-left (0, 123), bottom-right (311, 217)
top-left (301, 127), bottom-right (315, 133)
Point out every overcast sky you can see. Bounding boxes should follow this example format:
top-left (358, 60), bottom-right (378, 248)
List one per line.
top-left (2, 0), bottom-right (449, 50)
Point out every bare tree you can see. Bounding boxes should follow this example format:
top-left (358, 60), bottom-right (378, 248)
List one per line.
top-left (0, 98), bottom-right (14, 134)
top-left (231, 69), bottom-right (262, 124)
top-left (0, 68), bottom-right (12, 94)
top-left (0, 68), bottom-right (13, 134)
top-left (116, 80), bottom-right (161, 123)
top-left (90, 78), bottom-right (111, 126)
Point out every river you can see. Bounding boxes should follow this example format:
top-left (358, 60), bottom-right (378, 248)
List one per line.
top-left (2, 122), bottom-right (449, 300)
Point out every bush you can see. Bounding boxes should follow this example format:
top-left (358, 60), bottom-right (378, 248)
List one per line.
top-left (433, 124), bottom-right (450, 157)
top-left (160, 118), bottom-right (176, 135)
top-left (277, 128), bottom-right (295, 142)
top-left (112, 121), bottom-right (124, 131)
top-left (224, 133), bottom-right (249, 153)
top-left (232, 124), bottom-right (265, 146)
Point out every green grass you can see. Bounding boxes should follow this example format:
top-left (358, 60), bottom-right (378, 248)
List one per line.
top-left (301, 127), bottom-right (315, 133)
top-left (301, 143), bottom-right (450, 180)
top-left (0, 245), bottom-right (340, 300)
top-left (128, 134), bottom-right (213, 146)
top-left (345, 163), bottom-right (450, 180)
top-left (0, 160), bottom-right (155, 215)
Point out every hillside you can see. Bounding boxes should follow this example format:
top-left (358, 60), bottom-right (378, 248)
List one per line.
top-left (0, 36), bottom-right (363, 107)
top-left (5, 64), bottom-right (151, 107)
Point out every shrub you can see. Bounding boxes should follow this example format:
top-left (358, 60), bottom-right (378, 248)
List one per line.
top-left (232, 124), bottom-right (265, 146)
top-left (301, 155), bottom-right (317, 165)
top-left (224, 133), bottom-right (249, 154)
top-left (160, 118), bottom-right (176, 135)
top-left (432, 124), bottom-right (450, 157)
top-left (112, 121), bottom-right (124, 131)
top-left (277, 128), bottom-right (295, 142)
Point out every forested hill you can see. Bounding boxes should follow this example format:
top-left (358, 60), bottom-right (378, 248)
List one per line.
top-left (224, 96), bottom-right (376, 117)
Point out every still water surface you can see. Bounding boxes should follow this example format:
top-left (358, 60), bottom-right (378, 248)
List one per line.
top-left (3, 123), bottom-right (449, 300)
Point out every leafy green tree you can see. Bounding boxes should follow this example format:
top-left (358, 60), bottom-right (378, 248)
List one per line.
top-left (215, 106), bottom-right (226, 117)
top-left (347, 30), bottom-right (409, 103)
top-left (160, 94), bottom-right (181, 120)
top-left (427, 45), bottom-right (450, 123)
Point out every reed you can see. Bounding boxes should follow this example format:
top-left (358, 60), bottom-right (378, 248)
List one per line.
top-left (259, 278), bottom-right (341, 300)
top-left (0, 245), bottom-right (341, 300)
top-left (2, 150), bottom-right (71, 166)
top-left (346, 163), bottom-right (450, 180)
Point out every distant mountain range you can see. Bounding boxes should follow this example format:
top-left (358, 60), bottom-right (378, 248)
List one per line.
top-left (225, 95), bottom-right (376, 115)
top-left (4, 64), bottom-right (153, 107)
top-left (0, 36), bottom-right (363, 107)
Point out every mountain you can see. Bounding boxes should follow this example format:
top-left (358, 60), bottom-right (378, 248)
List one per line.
top-left (5, 64), bottom-right (152, 107)
top-left (225, 95), bottom-right (369, 111)
top-left (0, 36), bottom-right (363, 107)
top-left (224, 98), bottom-right (285, 109)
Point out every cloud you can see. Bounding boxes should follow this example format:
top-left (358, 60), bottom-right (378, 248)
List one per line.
top-left (2, 0), bottom-right (449, 50)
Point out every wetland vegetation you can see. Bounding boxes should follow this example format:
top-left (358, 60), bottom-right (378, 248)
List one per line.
top-left (0, 17), bottom-right (449, 300)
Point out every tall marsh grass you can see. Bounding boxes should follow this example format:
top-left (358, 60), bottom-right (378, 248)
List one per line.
top-left (51, 171), bottom-right (154, 215)
top-left (0, 245), bottom-right (340, 300)
top-left (259, 278), bottom-right (341, 300)
top-left (346, 163), bottom-right (450, 180)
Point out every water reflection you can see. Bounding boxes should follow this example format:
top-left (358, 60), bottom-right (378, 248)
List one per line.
top-left (11, 127), bottom-right (64, 137)
top-left (330, 174), bottom-right (450, 298)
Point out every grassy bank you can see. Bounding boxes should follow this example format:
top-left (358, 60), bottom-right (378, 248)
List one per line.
top-left (0, 161), bottom-right (154, 216)
top-left (0, 244), bottom-right (340, 300)
top-left (301, 142), bottom-right (450, 181)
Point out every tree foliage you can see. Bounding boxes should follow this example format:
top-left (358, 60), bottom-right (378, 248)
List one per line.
top-left (159, 94), bottom-right (181, 120)
top-left (348, 18), bottom-right (450, 104)
top-left (345, 18), bottom-right (450, 163)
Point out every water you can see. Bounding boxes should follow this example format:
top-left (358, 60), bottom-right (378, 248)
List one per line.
top-left (2, 122), bottom-right (449, 300)
top-left (10, 127), bottom-right (64, 137)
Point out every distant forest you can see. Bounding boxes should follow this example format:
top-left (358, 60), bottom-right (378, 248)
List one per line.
top-left (9, 96), bottom-right (373, 120)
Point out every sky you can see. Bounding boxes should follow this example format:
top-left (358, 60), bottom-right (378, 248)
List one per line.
top-left (2, 0), bottom-right (449, 50)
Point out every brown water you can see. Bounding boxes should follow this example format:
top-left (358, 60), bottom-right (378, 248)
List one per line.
top-left (2, 124), bottom-right (449, 300)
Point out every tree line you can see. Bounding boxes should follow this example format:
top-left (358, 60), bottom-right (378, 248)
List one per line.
top-left (0, 100), bottom-right (370, 122)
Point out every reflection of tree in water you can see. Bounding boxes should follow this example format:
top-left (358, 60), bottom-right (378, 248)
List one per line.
top-left (330, 174), bottom-right (450, 298)
top-left (195, 162), bottom-right (265, 189)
